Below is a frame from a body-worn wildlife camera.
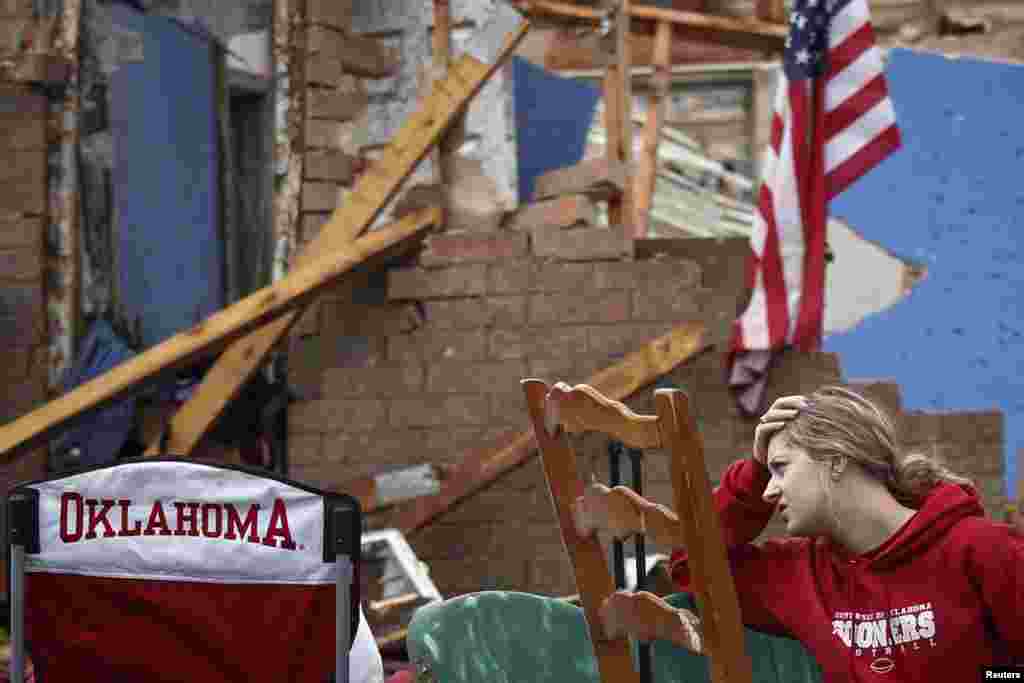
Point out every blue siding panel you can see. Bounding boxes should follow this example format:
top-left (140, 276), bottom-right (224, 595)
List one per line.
top-left (110, 4), bottom-right (223, 349)
top-left (826, 49), bottom-right (1024, 496)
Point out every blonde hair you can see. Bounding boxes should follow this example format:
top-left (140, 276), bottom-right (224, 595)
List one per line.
top-left (776, 386), bottom-right (973, 507)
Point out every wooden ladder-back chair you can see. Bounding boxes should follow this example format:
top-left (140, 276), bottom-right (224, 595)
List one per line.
top-left (521, 379), bottom-right (753, 683)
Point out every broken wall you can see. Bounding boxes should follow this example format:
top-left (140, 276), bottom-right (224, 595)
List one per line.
top-left (347, 0), bottom-right (519, 230)
top-left (283, 3), bottom-right (1010, 597)
top-left (285, 227), bottom-right (1006, 597)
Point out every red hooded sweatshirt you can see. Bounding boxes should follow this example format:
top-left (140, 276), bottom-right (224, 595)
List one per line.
top-left (669, 458), bottom-right (1024, 682)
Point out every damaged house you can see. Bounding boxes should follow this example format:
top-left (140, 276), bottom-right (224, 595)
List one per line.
top-left (0, 0), bottom-right (1019, 671)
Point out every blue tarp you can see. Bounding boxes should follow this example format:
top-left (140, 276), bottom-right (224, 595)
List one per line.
top-left (51, 319), bottom-right (137, 468)
top-left (512, 57), bottom-right (602, 203)
top-left (825, 49), bottom-right (1024, 495)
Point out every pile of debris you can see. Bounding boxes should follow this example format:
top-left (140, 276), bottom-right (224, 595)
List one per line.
top-left (584, 109), bottom-right (756, 238)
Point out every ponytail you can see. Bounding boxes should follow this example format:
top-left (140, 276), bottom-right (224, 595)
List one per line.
top-left (887, 449), bottom-right (974, 507)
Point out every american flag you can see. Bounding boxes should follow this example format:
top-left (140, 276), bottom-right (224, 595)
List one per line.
top-left (728, 0), bottom-right (901, 414)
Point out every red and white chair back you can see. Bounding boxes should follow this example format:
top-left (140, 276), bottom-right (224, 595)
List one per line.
top-left (6, 459), bottom-right (361, 683)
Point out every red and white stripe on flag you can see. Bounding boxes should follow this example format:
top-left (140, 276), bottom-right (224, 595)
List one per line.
top-left (729, 0), bottom-right (901, 413)
top-left (20, 461), bottom-right (352, 683)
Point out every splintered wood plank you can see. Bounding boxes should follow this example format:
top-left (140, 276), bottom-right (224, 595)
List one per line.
top-left (0, 208), bottom-right (440, 462)
top-left (522, 378), bottom-right (640, 683)
top-left (388, 321), bottom-right (707, 534)
top-left (655, 389), bottom-right (752, 683)
top-left (142, 4), bottom-right (529, 457)
top-left (513, 0), bottom-right (787, 52)
top-left (633, 18), bottom-right (670, 238)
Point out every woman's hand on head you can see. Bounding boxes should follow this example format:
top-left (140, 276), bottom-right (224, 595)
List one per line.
top-left (753, 395), bottom-right (807, 464)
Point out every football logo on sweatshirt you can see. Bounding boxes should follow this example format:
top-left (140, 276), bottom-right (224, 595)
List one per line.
top-left (57, 492), bottom-right (298, 550)
top-left (832, 603), bottom-right (937, 660)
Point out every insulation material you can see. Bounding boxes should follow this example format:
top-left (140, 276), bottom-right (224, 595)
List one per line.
top-left (270, 0), bottom-right (300, 292)
top-left (823, 217), bottom-right (924, 334)
top-left (374, 464), bottom-right (442, 508)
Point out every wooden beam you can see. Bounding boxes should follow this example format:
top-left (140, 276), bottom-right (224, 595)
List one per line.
top-left (513, 0), bottom-right (787, 52)
top-left (523, 378), bottom-right (639, 683)
top-left (433, 0), bottom-right (452, 65)
top-left (368, 592), bottom-right (423, 617)
top-left (375, 628), bottom-right (409, 649)
top-left (633, 19), bottom-right (670, 238)
top-left (431, 0), bottom-right (452, 221)
top-left (141, 4), bottom-right (529, 457)
top-left (518, 0), bottom-right (601, 21)
top-left (603, 0), bottom-right (633, 235)
top-left (387, 321), bottom-right (708, 534)
top-left (0, 207), bottom-right (441, 462)
top-left (631, 5), bottom-right (789, 52)
top-left (546, 29), bottom-right (760, 71)
top-left (617, 0), bottom-right (634, 236)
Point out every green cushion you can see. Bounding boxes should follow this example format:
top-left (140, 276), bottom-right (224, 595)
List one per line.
top-left (406, 591), bottom-right (823, 683)
top-left (655, 593), bottom-right (824, 683)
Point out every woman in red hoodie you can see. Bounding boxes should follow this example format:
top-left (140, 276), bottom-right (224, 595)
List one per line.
top-left (575, 385), bottom-right (1023, 681)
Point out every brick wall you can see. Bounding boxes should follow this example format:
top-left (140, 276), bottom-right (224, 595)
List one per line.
top-left (285, 226), bottom-right (1007, 599)
top-left (899, 409), bottom-right (1006, 516)
top-left (297, 0), bottom-right (370, 245)
top-left (282, 0), bottom-right (1009, 599)
top-left (0, 82), bottom-right (52, 594)
top-left (0, 84), bottom-right (50, 492)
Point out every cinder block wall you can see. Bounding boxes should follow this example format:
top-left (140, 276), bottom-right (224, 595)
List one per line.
top-left (284, 226), bottom-right (1009, 598)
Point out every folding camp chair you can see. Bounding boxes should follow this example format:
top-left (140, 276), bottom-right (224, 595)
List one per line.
top-left (5, 458), bottom-right (361, 683)
top-left (521, 380), bottom-right (753, 683)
